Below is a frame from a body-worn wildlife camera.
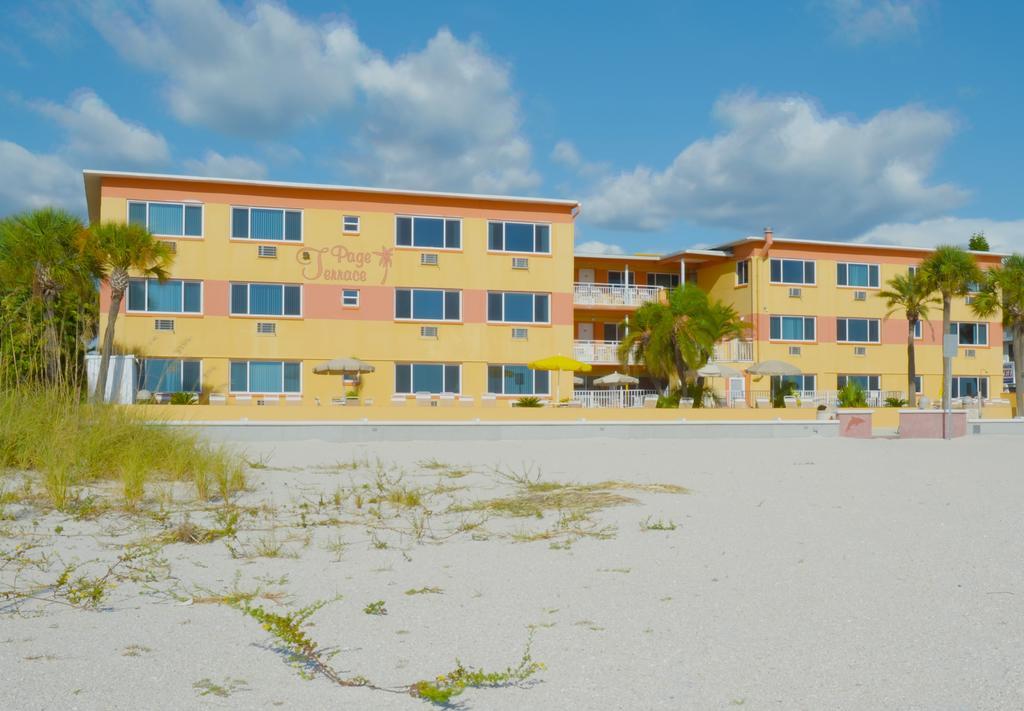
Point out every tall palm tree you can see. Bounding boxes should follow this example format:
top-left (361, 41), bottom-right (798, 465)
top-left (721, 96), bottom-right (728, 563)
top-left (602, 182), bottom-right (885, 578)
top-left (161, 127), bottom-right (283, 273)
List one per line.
top-left (0, 209), bottom-right (94, 383)
top-left (878, 271), bottom-right (939, 407)
top-left (971, 254), bottom-right (1024, 416)
top-left (83, 222), bottom-right (173, 402)
top-left (617, 299), bottom-right (683, 393)
top-left (920, 245), bottom-right (982, 411)
top-left (674, 288), bottom-right (747, 407)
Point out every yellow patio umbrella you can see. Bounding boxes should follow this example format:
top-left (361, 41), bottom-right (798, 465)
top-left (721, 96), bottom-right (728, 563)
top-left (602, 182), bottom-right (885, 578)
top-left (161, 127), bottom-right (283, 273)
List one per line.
top-left (528, 355), bottom-right (592, 403)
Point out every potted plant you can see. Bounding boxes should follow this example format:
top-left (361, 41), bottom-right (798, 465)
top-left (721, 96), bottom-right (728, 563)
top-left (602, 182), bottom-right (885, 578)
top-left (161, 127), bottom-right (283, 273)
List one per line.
top-left (816, 404), bottom-right (829, 421)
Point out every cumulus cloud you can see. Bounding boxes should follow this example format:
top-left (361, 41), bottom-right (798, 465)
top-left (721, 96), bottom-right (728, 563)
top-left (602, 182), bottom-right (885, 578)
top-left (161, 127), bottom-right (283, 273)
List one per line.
top-left (575, 240), bottom-right (626, 255)
top-left (90, 0), bottom-right (366, 137)
top-left (824, 0), bottom-right (923, 44)
top-left (31, 90), bottom-right (169, 166)
top-left (0, 142), bottom-right (81, 215)
top-left (856, 217), bottom-right (1024, 253)
top-left (183, 150), bottom-right (267, 180)
top-left (552, 140), bottom-right (582, 168)
top-left (350, 29), bottom-right (538, 194)
top-left (582, 93), bottom-right (966, 239)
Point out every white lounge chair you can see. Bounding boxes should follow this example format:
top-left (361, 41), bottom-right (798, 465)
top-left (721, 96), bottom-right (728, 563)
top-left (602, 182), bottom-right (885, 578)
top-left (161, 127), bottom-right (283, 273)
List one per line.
top-left (642, 395), bottom-right (658, 409)
top-left (783, 396), bottom-right (798, 408)
top-left (390, 394), bottom-right (406, 407)
top-left (438, 394), bottom-right (456, 407)
top-left (755, 397), bottom-right (770, 409)
top-left (415, 392), bottom-right (433, 407)
top-left (678, 397), bottom-right (694, 408)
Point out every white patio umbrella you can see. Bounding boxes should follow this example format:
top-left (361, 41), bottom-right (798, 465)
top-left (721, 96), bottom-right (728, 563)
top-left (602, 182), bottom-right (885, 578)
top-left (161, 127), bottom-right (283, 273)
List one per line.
top-left (573, 376), bottom-right (585, 385)
top-left (697, 362), bottom-right (742, 379)
top-left (312, 357), bottom-right (376, 375)
top-left (745, 360), bottom-right (801, 377)
top-left (593, 371), bottom-right (640, 387)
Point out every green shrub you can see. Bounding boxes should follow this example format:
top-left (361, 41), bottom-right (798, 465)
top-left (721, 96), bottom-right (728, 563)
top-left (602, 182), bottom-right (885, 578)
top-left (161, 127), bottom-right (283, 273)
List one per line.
top-left (169, 391), bottom-right (197, 405)
top-left (772, 380), bottom-right (796, 408)
top-left (514, 396), bottom-right (543, 408)
top-left (884, 396), bottom-right (908, 408)
top-left (837, 381), bottom-right (868, 408)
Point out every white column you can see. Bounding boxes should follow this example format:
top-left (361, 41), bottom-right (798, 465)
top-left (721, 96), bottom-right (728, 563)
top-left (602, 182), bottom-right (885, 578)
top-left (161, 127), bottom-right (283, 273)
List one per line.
top-left (679, 260), bottom-right (686, 285)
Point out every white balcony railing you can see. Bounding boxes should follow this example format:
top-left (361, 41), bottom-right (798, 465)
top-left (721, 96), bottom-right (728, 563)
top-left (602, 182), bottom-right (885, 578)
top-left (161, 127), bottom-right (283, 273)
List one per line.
top-left (572, 389), bottom-right (659, 408)
top-left (712, 338), bottom-right (754, 362)
top-left (573, 282), bottom-right (663, 307)
top-left (573, 339), bottom-right (636, 365)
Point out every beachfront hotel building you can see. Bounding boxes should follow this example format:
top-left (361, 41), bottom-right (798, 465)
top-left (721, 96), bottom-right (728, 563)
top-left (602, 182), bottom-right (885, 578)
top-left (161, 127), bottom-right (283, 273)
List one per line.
top-left (85, 171), bottom-right (1008, 407)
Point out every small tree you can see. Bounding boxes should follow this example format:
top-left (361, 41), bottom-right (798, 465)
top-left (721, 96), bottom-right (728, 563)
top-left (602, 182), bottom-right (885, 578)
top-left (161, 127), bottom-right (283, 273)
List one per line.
top-left (878, 271), bottom-right (938, 407)
top-left (968, 232), bottom-right (990, 252)
top-left (921, 246), bottom-right (982, 411)
top-left (972, 254), bottom-right (1024, 416)
top-left (83, 222), bottom-right (173, 402)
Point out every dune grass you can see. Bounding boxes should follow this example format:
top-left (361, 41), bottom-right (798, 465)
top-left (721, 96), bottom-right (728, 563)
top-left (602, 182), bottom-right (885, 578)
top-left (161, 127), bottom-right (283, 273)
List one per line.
top-left (0, 387), bottom-right (245, 509)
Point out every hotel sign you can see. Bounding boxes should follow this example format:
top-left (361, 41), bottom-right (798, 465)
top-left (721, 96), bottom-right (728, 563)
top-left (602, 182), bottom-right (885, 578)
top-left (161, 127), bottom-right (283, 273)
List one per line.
top-left (297, 245), bottom-right (393, 285)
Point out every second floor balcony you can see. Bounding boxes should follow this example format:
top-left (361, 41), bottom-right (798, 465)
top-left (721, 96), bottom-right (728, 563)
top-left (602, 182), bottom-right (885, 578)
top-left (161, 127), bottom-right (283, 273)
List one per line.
top-left (573, 282), bottom-right (663, 308)
top-left (574, 339), bottom-right (635, 365)
top-left (712, 339), bottom-right (754, 362)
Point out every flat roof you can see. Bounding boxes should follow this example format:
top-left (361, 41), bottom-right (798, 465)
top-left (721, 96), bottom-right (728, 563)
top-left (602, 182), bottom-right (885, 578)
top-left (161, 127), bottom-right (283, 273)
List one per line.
top-left (714, 235), bottom-right (1010, 258)
top-left (83, 170), bottom-right (579, 223)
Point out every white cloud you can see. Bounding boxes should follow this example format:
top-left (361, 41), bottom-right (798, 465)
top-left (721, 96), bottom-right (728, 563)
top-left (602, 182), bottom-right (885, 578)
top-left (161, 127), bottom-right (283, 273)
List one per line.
top-left (183, 150), bottom-right (267, 180)
top-left (857, 217), bottom-right (1024, 253)
top-left (575, 240), bottom-right (626, 255)
top-left (824, 0), bottom-right (923, 44)
top-left (350, 29), bottom-right (538, 194)
top-left (32, 90), bottom-right (169, 166)
top-left (90, 0), bottom-right (366, 137)
top-left (583, 93), bottom-right (966, 239)
top-left (0, 142), bottom-right (81, 215)
top-left (552, 140), bottom-right (582, 168)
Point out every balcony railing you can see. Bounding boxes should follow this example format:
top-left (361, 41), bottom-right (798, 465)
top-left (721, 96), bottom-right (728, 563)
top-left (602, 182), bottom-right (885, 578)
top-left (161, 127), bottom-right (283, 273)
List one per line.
top-left (573, 282), bottom-right (663, 307)
top-left (712, 338), bottom-right (754, 363)
top-left (573, 339), bottom-right (635, 365)
top-left (572, 389), bottom-right (659, 408)
top-left (745, 390), bottom-right (907, 407)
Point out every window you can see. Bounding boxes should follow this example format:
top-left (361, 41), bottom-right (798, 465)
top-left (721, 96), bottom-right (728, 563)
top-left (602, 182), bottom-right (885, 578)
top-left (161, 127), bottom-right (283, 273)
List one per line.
top-left (607, 271), bottom-right (636, 286)
top-left (838, 375), bottom-right (881, 391)
top-left (487, 292), bottom-right (550, 324)
top-left (343, 215), bottom-right (360, 234)
top-left (770, 258), bottom-right (815, 285)
top-left (908, 265), bottom-right (920, 277)
top-left (914, 320), bottom-right (923, 339)
top-left (771, 374), bottom-right (816, 392)
top-left (603, 323), bottom-right (625, 341)
top-left (769, 316), bottom-right (815, 342)
top-left (231, 207), bottom-right (302, 241)
top-left (395, 289), bottom-right (461, 321)
top-left (736, 260), bottom-right (749, 286)
top-left (914, 375), bottom-right (923, 394)
top-left (837, 262), bottom-right (880, 288)
top-left (646, 273), bottom-right (680, 289)
top-left (230, 283), bottom-right (302, 317)
top-left (487, 365), bottom-right (550, 395)
top-left (487, 222), bottom-right (550, 254)
top-left (951, 322), bottom-right (988, 345)
top-left (395, 363), bottom-right (461, 394)
top-left (342, 289), bottom-right (359, 307)
top-left (230, 361), bottom-right (301, 393)
top-left (396, 216), bottom-right (461, 249)
top-left (138, 359), bottom-right (201, 393)
top-left (128, 201), bottom-right (202, 237)
top-left (127, 279), bottom-right (202, 314)
top-left (951, 376), bottom-right (988, 399)
top-left (837, 318), bottom-right (881, 343)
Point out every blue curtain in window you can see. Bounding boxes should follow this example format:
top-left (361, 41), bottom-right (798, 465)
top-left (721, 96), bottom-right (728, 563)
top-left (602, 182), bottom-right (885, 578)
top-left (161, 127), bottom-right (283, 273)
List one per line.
top-left (184, 205), bottom-right (202, 236)
top-left (444, 220), bottom-right (461, 249)
top-left (283, 285), bottom-right (301, 316)
top-left (147, 281), bottom-right (182, 312)
top-left (148, 204), bottom-right (183, 235)
top-left (504, 365), bottom-right (530, 394)
top-left (128, 202), bottom-right (147, 227)
top-left (487, 293), bottom-right (502, 321)
top-left (443, 365), bottom-right (460, 393)
top-left (395, 290), bottom-right (411, 318)
top-left (781, 317), bottom-right (803, 340)
top-left (183, 283), bottom-right (202, 313)
top-left (412, 364), bottom-right (443, 393)
top-left (232, 208), bottom-right (249, 238)
top-left (535, 225), bottom-right (550, 253)
top-left (504, 293), bottom-right (533, 322)
top-left (396, 217), bottom-right (412, 246)
top-left (487, 365), bottom-right (503, 393)
top-left (488, 223), bottom-right (503, 250)
top-left (127, 279), bottom-right (146, 311)
top-left (444, 291), bottom-right (460, 320)
top-left (142, 359), bottom-right (180, 392)
top-left (284, 211), bottom-right (302, 241)
top-left (283, 363), bottom-right (301, 392)
top-left (249, 362), bottom-right (282, 392)
top-left (412, 290), bottom-right (444, 320)
top-left (181, 361), bottom-right (201, 392)
top-left (395, 364), bottom-right (411, 393)
top-left (230, 362), bottom-right (248, 392)
top-left (250, 284), bottom-right (282, 315)
top-left (534, 295), bottom-right (549, 323)
top-left (251, 209), bottom-right (283, 240)
top-left (413, 217), bottom-right (444, 248)
top-left (231, 284), bottom-right (248, 314)
top-left (535, 370), bottom-right (549, 394)
top-left (505, 223), bottom-right (534, 252)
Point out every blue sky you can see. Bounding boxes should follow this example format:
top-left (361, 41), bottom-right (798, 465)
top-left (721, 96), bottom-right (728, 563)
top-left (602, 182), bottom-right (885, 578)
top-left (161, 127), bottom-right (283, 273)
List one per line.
top-left (3, 0), bottom-right (1024, 254)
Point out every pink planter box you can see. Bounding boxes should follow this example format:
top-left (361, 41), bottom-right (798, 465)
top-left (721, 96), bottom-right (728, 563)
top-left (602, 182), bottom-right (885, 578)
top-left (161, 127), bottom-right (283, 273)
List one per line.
top-left (837, 409), bottom-right (873, 438)
top-left (898, 410), bottom-right (967, 438)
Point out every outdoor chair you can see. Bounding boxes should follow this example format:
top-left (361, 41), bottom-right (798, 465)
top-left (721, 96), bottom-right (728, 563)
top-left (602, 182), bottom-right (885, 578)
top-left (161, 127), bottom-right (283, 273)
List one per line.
top-left (732, 399), bottom-right (749, 409)
top-left (439, 394), bottom-right (456, 407)
top-left (330, 397), bottom-right (346, 406)
top-left (209, 393), bottom-right (227, 406)
top-left (390, 394), bottom-right (406, 407)
top-left (755, 397), bottom-right (770, 409)
top-left (642, 395), bottom-right (658, 409)
top-left (234, 394), bottom-right (252, 404)
top-left (566, 400), bottom-right (583, 408)
top-left (458, 396), bottom-right (474, 407)
top-left (415, 392), bottom-right (433, 407)
top-left (678, 397), bottom-right (694, 408)
top-left (783, 396), bottom-right (798, 408)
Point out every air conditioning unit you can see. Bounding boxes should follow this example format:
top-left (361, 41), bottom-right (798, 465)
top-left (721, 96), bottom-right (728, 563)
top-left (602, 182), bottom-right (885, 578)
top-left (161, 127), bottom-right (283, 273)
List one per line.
top-left (256, 322), bottom-right (276, 335)
top-left (512, 257), bottom-right (529, 270)
top-left (965, 296), bottom-right (976, 305)
top-left (788, 346), bottom-right (801, 356)
top-left (788, 287), bottom-right (802, 298)
top-left (420, 325), bottom-right (438, 338)
top-left (511, 327), bottom-right (528, 340)
top-left (257, 245), bottom-right (278, 258)
top-left (853, 346), bottom-right (867, 357)
top-left (420, 253), bottom-right (439, 266)
top-left (164, 241), bottom-right (177, 253)
top-left (964, 349), bottom-right (976, 358)
top-left (154, 319), bottom-right (174, 332)
top-left (853, 290), bottom-right (867, 301)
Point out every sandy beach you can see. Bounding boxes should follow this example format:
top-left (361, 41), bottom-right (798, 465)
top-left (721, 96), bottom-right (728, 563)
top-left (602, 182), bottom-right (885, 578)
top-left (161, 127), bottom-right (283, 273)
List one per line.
top-left (3, 434), bottom-right (1024, 710)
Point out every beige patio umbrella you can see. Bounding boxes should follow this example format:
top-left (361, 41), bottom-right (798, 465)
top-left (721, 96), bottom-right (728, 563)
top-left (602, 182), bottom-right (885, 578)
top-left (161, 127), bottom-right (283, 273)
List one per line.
top-left (697, 362), bottom-right (742, 379)
top-left (313, 357), bottom-right (375, 398)
top-left (573, 376), bottom-right (585, 385)
top-left (593, 371), bottom-right (640, 387)
top-left (745, 360), bottom-right (801, 376)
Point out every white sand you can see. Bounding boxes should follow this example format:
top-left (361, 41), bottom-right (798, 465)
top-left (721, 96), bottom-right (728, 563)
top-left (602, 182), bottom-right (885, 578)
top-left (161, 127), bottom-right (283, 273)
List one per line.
top-left (2, 435), bottom-right (1024, 710)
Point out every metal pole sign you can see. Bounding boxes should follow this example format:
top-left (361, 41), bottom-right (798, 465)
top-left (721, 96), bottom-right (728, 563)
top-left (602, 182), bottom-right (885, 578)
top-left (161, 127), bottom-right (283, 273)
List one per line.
top-left (942, 334), bottom-right (959, 440)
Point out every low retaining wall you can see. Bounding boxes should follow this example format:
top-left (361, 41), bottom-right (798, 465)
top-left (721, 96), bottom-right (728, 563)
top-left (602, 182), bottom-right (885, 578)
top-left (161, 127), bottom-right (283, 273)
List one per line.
top-left (160, 418), bottom-right (840, 443)
top-left (899, 410), bottom-right (968, 438)
top-left (967, 418), bottom-right (1024, 435)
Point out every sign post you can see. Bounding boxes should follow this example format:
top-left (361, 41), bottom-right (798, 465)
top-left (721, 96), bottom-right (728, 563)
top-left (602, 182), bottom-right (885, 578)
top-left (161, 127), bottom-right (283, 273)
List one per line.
top-left (942, 334), bottom-right (959, 440)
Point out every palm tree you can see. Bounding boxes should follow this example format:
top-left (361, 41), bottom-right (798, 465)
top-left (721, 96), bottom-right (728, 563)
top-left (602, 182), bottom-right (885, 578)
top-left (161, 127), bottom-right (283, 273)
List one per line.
top-left (0, 209), bottom-right (94, 383)
top-left (674, 288), bottom-right (747, 407)
top-left (878, 271), bottom-right (938, 407)
top-left (83, 222), bottom-right (173, 402)
top-left (617, 299), bottom-right (683, 393)
top-left (971, 254), bottom-right (1024, 416)
top-left (920, 245), bottom-right (982, 411)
